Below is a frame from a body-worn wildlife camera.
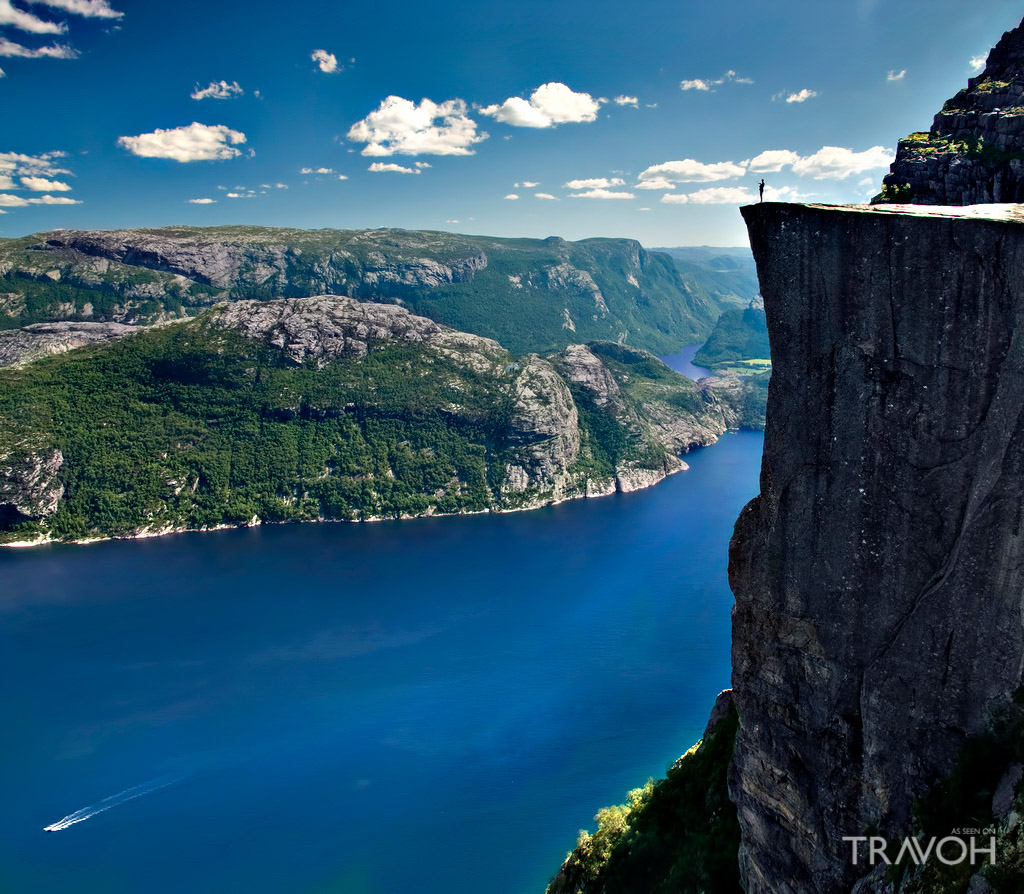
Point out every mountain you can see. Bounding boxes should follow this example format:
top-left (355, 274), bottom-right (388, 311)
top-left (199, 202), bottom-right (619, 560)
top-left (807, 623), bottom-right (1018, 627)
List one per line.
top-left (0, 226), bottom-right (723, 356)
top-left (0, 296), bottom-right (753, 546)
top-left (649, 245), bottom-right (760, 311)
top-left (691, 301), bottom-right (770, 373)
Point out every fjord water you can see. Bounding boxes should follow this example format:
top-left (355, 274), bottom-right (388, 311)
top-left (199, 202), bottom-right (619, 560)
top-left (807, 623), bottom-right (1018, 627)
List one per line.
top-left (1, 431), bottom-right (763, 894)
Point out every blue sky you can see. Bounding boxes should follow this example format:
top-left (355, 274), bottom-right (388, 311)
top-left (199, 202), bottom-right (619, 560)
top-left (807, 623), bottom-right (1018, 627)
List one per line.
top-left (1, 0), bottom-right (1021, 245)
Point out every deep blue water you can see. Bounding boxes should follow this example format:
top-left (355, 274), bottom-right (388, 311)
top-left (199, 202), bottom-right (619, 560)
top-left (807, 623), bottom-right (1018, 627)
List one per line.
top-left (659, 344), bottom-right (714, 380)
top-left (0, 431), bottom-right (763, 894)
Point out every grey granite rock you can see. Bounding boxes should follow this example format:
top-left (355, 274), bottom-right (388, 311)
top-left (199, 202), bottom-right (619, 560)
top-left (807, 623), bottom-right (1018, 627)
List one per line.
top-left (0, 447), bottom-right (64, 524)
top-left (0, 321), bottom-right (137, 368)
top-left (731, 201), bottom-right (1024, 893)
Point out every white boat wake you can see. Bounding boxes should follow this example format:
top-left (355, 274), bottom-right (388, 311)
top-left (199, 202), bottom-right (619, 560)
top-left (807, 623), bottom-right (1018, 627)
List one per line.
top-left (44, 774), bottom-right (186, 832)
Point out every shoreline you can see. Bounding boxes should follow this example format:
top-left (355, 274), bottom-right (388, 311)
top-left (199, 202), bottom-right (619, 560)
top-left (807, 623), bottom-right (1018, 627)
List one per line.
top-left (0, 455), bottom-right (694, 551)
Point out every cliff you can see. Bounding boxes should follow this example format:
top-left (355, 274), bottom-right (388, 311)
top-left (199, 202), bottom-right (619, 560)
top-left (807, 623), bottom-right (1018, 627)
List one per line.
top-left (878, 17), bottom-right (1024, 204)
top-left (731, 201), bottom-right (1024, 892)
top-left (0, 296), bottom-right (747, 546)
top-left (0, 226), bottom-right (721, 355)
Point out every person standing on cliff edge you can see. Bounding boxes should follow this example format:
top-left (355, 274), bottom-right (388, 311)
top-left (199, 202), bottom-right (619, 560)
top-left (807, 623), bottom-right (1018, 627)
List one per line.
top-left (759, 179), bottom-right (765, 201)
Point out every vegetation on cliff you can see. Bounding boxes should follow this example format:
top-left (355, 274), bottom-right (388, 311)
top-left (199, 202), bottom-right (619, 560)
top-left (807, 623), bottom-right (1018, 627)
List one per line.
top-left (547, 704), bottom-right (741, 894)
top-left (0, 227), bottom-right (726, 356)
top-left (692, 302), bottom-right (770, 373)
top-left (0, 298), bottom-right (748, 545)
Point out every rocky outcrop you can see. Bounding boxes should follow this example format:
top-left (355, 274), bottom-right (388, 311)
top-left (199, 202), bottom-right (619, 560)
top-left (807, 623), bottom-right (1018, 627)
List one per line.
top-left (0, 321), bottom-right (137, 368)
top-left (212, 295), bottom-right (451, 365)
top-left (730, 201), bottom-right (1024, 892)
top-left (0, 447), bottom-right (63, 525)
top-left (878, 16), bottom-right (1024, 204)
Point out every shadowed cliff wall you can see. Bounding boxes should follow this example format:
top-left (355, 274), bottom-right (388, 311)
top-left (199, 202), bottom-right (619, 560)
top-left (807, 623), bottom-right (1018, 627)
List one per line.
top-left (729, 201), bottom-right (1024, 892)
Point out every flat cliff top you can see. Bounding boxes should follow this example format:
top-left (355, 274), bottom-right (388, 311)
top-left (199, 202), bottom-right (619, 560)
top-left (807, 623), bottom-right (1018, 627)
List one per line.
top-left (746, 201), bottom-right (1024, 223)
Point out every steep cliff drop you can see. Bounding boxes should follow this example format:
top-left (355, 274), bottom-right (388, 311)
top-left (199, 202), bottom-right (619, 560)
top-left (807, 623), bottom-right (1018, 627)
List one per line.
top-left (730, 200), bottom-right (1024, 892)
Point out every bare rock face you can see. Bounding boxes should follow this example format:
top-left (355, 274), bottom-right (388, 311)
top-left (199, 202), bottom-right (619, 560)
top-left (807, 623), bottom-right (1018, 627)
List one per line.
top-left (0, 321), bottom-right (137, 368)
top-left (502, 356), bottom-right (582, 498)
top-left (212, 295), bottom-right (453, 365)
top-left (879, 16), bottom-right (1024, 204)
top-left (0, 448), bottom-right (64, 525)
top-left (730, 201), bottom-right (1024, 892)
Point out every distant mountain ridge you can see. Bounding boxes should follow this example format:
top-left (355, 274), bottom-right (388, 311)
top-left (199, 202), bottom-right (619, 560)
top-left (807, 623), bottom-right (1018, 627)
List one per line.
top-left (0, 226), bottom-right (729, 356)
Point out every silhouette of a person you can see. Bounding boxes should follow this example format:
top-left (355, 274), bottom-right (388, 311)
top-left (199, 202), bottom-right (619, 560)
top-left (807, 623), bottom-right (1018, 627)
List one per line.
top-left (758, 179), bottom-right (765, 202)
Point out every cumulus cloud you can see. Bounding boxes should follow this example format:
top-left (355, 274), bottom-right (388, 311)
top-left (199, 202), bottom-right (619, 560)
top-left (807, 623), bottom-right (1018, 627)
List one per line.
top-left (791, 145), bottom-right (891, 179)
top-left (970, 53), bottom-right (987, 71)
top-left (887, 69), bottom-right (906, 81)
top-left (0, 0), bottom-right (66, 33)
top-left (414, 161), bottom-right (431, 168)
top-left (117, 122), bottom-right (247, 162)
top-left (30, 0), bottom-right (122, 18)
top-left (568, 188), bottom-right (635, 199)
top-left (661, 187), bottom-right (755, 204)
top-left (20, 175), bottom-right (71, 190)
top-left (535, 192), bottom-right (557, 200)
top-left (634, 177), bottom-right (675, 190)
top-left (0, 150), bottom-right (72, 192)
top-left (300, 166), bottom-right (335, 174)
top-left (746, 149), bottom-right (801, 173)
top-left (680, 70), bottom-right (752, 91)
top-left (191, 79), bottom-right (243, 100)
top-left (480, 82), bottom-right (601, 128)
top-left (784, 88), bottom-right (817, 103)
top-left (0, 36), bottom-right (77, 57)
top-left (613, 95), bottom-right (639, 107)
top-left (368, 162), bottom-right (419, 174)
top-left (311, 48), bottom-right (339, 73)
top-left (563, 177), bottom-right (625, 189)
top-left (188, 197), bottom-right (216, 204)
top-left (504, 193), bottom-right (519, 200)
top-left (348, 96), bottom-right (485, 156)
top-left (639, 158), bottom-right (747, 183)
top-left (0, 192), bottom-right (80, 206)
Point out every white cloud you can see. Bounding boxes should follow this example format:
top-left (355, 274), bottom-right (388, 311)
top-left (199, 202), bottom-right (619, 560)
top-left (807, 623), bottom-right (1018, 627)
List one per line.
top-left (785, 88), bottom-right (817, 103)
top-left (680, 70), bottom-right (752, 91)
top-left (414, 161), bottom-right (431, 168)
top-left (300, 166), bottom-right (335, 174)
top-left (639, 158), bottom-right (747, 183)
top-left (480, 82), bottom-right (601, 128)
top-left (568, 188), bottom-right (635, 199)
top-left (791, 145), bottom-right (891, 179)
top-left (613, 95), bottom-right (639, 107)
top-left (30, 0), bottom-right (122, 18)
top-left (20, 175), bottom-right (71, 190)
top-left (0, 0), bottom-right (66, 33)
top-left (0, 150), bottom-right (72, 193)
top-left (564, 177), bottom-right (625, 189)
top-left (0, 66), bottom-right (5, 77)
top-left (970, 53), bottom-right (987, 71)
top-left (188, 198), bottom-right (216, 204)
top-left (504, 193), bottom-right (519, 200)
top-left (117, 122), bottom-right (247, 162)
top-left (0, 36), bottom-right (77, 57)
top-left (311, 48), bottom-right (339, 73)
top-left (535, 192), bottom-right (557, 200)
top-left (0, 192), bottom-right (80, 206)
top-left (661, 187), bottom-right (755, 204)
top-left (191, 80), bottom-right (243, 100)
top-left (348, 96), bottom-right (485, 156)
top-left (368, 162), bottom-right (419, 174)
top-left (886, 69), bottom-right (906, 81)
top-left (746, 149), bottom-right (801, 173)
top-left (634, 177), bottom-right (675, 190)
top-left (637, 207), bottom-right (651, 211)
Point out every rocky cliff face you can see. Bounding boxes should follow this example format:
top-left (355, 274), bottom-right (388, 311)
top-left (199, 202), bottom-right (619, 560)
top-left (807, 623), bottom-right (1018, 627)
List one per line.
top-left (878, 17), bottom-right (1024, 204)
top-left (0, 226), bottom-right (719, 356)
top-left (0, 320), bottom-right (138, 368)
top-left (730, 201), bottom-right (1024, 892)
